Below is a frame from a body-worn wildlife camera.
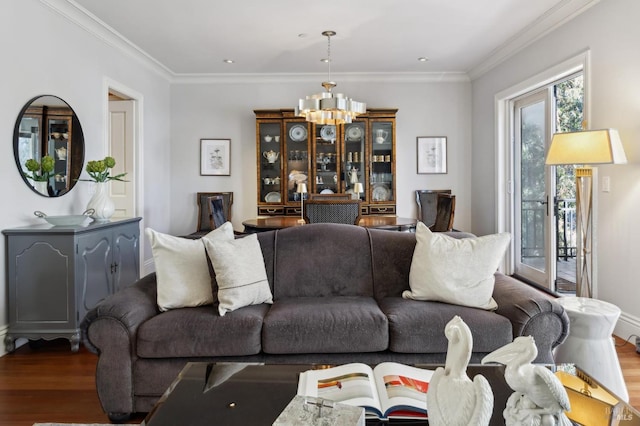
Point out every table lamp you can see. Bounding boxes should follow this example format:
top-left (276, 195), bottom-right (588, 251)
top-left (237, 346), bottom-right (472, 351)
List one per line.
top-left (297, 183), bottom-right (307, 224)
top-left (545, 128), bottom-right (626, 298)
top-left (352, 182), bottom-right (363, 200)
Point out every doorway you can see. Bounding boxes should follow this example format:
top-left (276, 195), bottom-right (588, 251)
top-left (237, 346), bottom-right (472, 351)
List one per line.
top-left (103, 78), bottom-right (144, 270)
top-left (511, 73), bottom-right (583, 293)
top-left (108, 92), bottom-right (135, 218)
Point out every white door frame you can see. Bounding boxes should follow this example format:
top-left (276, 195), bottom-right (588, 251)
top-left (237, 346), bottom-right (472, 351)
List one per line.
top-left (102, 77), bottom-right (145, 269)
top-left (494, 51), bottom-right (590, 276)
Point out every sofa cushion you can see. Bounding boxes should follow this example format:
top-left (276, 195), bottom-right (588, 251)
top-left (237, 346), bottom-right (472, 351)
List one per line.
top-left (204, 233), bottom-right (273, 316)
top-left (136, 304), bottom-right (270, 358)
top-left (272, 224), bottom-right (374, 298)
top-left (403, 222), bottom-right (510, 310)
top-left (262, 297), bottom-right (388, 354)
top-left (145, 223), bottom-right (234, 311)
top-left (378, 297), bottom-right (513, 353)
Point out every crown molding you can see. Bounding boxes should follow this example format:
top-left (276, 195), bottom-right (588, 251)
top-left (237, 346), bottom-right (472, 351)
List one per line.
top-left (40, 0), bottom-right (174, 81)
top-left (170, 72), bottom-right (470, 85)
top-left (468, 0), bottom-right (601, 80)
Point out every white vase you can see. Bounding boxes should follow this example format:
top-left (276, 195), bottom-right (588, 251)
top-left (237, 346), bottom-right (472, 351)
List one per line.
top-left (87, 182), bottom-right (115, 222)
top-left (33, 180), bottom-right (48, 196)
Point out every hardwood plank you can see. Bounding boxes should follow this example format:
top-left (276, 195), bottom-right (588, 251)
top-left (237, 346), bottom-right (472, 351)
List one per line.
top-left (0, 337), bottom-right (638, 425)
top-left (0, 340), bottom-right (143, 425)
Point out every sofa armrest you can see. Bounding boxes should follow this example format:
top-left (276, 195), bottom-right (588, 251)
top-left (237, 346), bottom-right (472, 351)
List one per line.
top-left (80, 273), bottom-right (159, 417)
top-left (81, 273), bottom-right (159, 353)
top-left (492, 272), bottom-right (569, 363)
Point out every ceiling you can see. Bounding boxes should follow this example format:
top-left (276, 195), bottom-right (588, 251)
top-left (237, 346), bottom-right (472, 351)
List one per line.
top-left (69, 0), bottom-right (597, 78)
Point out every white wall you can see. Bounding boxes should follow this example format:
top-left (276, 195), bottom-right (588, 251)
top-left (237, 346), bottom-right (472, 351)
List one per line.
top-left (0, 1), bottom-right (171, 354)
top-left (169, 79), bottom-right (472, 236)
top-left (471, 0), bottom-right (640, 338)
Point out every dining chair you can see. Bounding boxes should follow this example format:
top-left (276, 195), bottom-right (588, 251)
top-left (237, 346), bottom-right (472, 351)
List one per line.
top-left (196, 191), bottom-right (233, 232)
top-left (430, 193), bottom-right (456, 232)
top-left (209, 195), bottom-right (227, 230)
top-left (304, 199), bottom-right (362, 225)
top-left (415, 189), bottom-right (452, 228)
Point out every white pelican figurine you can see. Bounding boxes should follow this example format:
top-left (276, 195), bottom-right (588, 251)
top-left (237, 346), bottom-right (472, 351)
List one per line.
top-left (427, 316), bottom-right (493, 426)
top-left (482, 336), bottom-right (571, 426)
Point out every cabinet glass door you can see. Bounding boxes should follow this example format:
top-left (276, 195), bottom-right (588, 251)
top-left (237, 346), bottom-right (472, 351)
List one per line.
top-left (344, 122), bottom-right (366, 200)
top-left (370, 121), bottom-right (393, 203)
top-left (258, 121), bottom-right (283, 205)
top-left (313, 124), bottom-right (339, 194)
top-left (284, 121), bottom-right (310, 204)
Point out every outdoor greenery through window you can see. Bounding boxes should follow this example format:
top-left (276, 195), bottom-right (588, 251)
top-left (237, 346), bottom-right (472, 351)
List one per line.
top-left (555, 75), bottom-right (583, 261)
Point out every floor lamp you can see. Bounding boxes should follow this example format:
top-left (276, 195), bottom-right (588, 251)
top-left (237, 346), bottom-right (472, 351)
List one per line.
top-left (545, 129), bottom-right (627, 298)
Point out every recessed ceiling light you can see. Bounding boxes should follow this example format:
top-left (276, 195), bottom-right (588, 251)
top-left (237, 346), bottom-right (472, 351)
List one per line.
top-left (418, 57), bottom-right (429, 62)
top-left (320, 58), bottom-right (330, 63)
top-left (223, 59), bottom-right (234, 64)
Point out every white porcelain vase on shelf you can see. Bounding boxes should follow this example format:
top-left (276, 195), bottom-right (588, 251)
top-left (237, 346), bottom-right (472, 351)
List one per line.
top-left (86, 182), bottom-right (114, 222)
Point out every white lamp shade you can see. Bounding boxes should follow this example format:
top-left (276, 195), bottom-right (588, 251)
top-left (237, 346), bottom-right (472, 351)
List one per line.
top-left (352, 183), bottom-right (364, 194)
top-left (296, 183), bottom-right (307, 194)
top-left (545, 128), bottom-right (627, 165)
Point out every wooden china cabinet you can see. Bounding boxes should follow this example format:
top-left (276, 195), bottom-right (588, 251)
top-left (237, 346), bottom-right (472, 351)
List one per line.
top-left (254, 108), bottom-right (397, 216)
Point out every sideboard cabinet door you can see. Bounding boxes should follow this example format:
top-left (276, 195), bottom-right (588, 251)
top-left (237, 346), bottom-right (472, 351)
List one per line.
top-left (3, 217), bottom-right (141, 353)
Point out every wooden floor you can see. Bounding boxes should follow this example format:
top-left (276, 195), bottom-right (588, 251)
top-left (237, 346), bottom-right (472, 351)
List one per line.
top-left (0, 337), bottom-right (639, 425)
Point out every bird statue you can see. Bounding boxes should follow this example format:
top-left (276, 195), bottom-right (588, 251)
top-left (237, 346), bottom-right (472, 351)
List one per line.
top-left (427, 315), bottom-right (493, 426)
top-left (482, 335), bottom-right (572, 426)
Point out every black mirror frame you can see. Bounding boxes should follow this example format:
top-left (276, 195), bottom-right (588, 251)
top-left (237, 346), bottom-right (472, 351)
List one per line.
top-left (13, 95), bottom-right (85, 197)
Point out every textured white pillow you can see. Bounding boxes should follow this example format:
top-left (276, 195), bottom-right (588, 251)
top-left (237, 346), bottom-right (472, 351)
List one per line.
top-left (146, 222), bottom-right (234, 311)
top-left (203, 233), bottom-right (273, 316)
top-left (403, 222), bottom-right (510, 310)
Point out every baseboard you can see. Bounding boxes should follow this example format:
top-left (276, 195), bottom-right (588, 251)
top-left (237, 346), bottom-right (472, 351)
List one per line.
top-left (0, 324), bottom-right (7, 357)
top-left (615, 310), bottom-right (640, 343)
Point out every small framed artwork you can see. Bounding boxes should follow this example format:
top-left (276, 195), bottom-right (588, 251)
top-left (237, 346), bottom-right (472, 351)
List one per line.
top-left (200, 138), bottom-right (231, 176)
top-left (417, 136), bottom-right (447, 174)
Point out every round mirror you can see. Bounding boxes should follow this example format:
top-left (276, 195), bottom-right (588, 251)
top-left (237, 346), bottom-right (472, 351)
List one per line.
top-left (13, 95), bottom-right (85, 197)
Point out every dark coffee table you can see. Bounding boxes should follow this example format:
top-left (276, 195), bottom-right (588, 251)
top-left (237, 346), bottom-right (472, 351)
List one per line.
top-left (141, 362), bottom-right (639, 426)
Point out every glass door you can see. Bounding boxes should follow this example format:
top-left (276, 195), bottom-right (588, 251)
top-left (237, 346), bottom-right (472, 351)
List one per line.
top-left (370, 120), bottom-right (393, 204)
top-left (514, 90), bottom-right (553, 288)
top-left (258, 120), bottom-right (283, 206)
top-left (313, 124), bottom-right (339, 195)
top-left (512, 73), bottom-right (583, 292)
top-left (343, 121), bottom-right (366, 200)
top-left (284, 121), bottom-right (310, 206)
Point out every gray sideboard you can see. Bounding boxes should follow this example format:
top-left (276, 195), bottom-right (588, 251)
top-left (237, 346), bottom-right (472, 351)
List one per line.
top-left (3, 217), bottom-right (141, 352)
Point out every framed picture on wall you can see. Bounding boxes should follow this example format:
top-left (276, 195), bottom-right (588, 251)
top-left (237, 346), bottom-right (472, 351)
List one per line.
top-left (416, 136), bottom-right (447, 174)
top-left (200, 138), bottom-right (231, 176)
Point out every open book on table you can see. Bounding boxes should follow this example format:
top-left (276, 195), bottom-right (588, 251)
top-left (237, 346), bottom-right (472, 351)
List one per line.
top-left (297, 362), bottom-right (434, 420)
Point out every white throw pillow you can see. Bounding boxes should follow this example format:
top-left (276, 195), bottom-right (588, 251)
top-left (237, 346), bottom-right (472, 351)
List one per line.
top-left (146, 222), bottom-right (234, 311)
top-left (203, 233), bottom-right (273, 316)
top-left (403, 222), bottom-right (511, 310)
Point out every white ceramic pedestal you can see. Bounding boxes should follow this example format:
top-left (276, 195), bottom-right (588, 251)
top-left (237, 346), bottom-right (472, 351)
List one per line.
top-left (554, 296), bottom-right (629, 402)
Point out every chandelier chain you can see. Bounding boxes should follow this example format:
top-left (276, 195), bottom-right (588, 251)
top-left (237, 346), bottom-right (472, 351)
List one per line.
top-left (326, 33), bottom-right (332, 83)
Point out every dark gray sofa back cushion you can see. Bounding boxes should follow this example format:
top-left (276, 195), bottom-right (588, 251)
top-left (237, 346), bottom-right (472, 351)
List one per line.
top-left (368, 229), bottom-right (416, 299)
top-left (267, 223), bottom-right (375, 298)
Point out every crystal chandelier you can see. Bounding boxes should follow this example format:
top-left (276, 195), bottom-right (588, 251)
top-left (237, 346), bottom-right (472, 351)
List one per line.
top-left (295, 31), bottom-right (366, 125)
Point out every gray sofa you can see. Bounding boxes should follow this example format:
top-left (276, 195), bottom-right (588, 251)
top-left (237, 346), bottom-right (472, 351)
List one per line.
top-left (81, 223), bottom-right (569, 422)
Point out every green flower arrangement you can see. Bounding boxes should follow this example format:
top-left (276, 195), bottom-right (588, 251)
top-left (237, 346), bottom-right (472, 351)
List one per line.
top-left (24, 155), bottom-right (55, 182)
top-left (80, 156), bottom-right (128, 183)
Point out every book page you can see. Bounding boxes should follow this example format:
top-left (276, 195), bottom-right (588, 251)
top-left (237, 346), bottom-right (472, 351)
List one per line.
top-left (372, 362), bottom-right (433, 418)
top-left (297, 363), bottom-right (383, 417)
